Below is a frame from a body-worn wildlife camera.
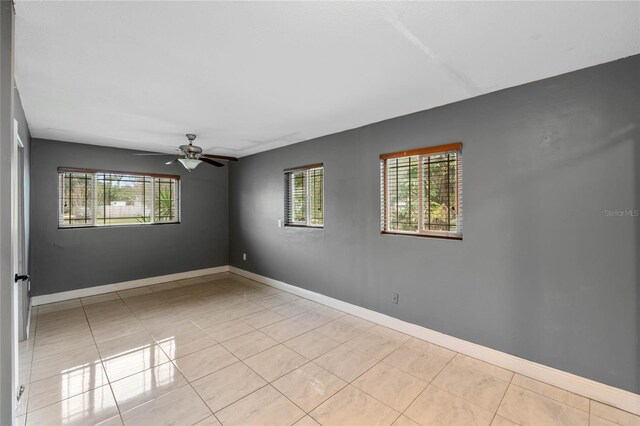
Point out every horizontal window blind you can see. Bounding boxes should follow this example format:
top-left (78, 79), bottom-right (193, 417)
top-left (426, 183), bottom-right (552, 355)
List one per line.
top-left (284, 164), bottom-right (324, 227)
top-left (380, 143), bottom-right (462, 239)
top-left (58, 169), bottom-right (180, 228)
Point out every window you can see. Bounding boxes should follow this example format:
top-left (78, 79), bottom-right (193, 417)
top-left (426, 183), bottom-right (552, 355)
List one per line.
top-left (380, 143), bottom-right (462, 239)
top-left (284, 164), bottom-right (323, 227)
top-left (58, 168), bottom-right (180, 228)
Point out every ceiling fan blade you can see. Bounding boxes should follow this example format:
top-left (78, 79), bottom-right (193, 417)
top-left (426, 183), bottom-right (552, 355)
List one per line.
top-left (201, 154), bottom-right (239, 162)
top-left (133, 153), bottom-right (175, 156)
top-left (200, 157), bottom-right (224, 167)
top-left (165, 159), bottom-right (178, 165)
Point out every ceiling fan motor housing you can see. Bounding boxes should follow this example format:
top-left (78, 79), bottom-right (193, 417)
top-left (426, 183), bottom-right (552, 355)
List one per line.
top-left (179, 143), bottom-right (203, 158)
top-left (180, 134), bottom-right (202, 158)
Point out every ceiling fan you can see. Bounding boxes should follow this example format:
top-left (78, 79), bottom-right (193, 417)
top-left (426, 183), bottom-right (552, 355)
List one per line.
top-left (134, 134), bottom-right (238, 171)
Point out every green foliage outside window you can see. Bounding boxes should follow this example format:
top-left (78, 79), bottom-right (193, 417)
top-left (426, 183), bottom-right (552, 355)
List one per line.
top-left (383, 150), bottom-right (460, 236)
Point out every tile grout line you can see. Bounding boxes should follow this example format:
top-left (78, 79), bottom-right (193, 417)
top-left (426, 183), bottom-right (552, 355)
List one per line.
top-left (232, 338), bottom-right (380, 425)
top-left (25, 303), bottom-right (99, 416)
top-left (79, 294), bottom-right (124, 424)
top-left (19, 308), bottom-right (38, 422)
top-left (419, 353), bottom-right (517, 422)
top-left (197, 295), bottom-right (336, 363)
top-left (182, 381), bottom-right (217, 426)
top-left (236, 345), bottom-right (313, 417)
top-left (196, 376), bottom-right (271, 419)
top-left (393, 344), bottom-right (459, 425)
top-left (507, 374), bottom-right (592, 414)
top-left (329, 339), bottom-right (407, 423)
top-left (490, 367), bottom-right (517, 425)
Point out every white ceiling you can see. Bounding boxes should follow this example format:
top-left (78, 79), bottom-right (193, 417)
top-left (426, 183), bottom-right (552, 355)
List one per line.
top-left (15, 1), bottom-right (640, 157)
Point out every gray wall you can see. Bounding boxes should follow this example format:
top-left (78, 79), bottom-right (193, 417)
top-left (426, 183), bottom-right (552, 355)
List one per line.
top-left (229, 56), bottom-right (640, 393)
top-left (31, 139), bottom-right (229, 296)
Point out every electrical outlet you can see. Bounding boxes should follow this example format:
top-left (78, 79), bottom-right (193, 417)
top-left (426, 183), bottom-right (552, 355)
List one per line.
top-left (242, 253), bottom-right (247, 261)
top-left (278, 219), bottom-right (282, 228)
top-left (392, 292), bottom-right (399, 304)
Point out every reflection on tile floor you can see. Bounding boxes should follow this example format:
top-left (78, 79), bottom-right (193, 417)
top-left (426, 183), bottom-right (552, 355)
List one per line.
top-left (20, 273), bottom-right (639, 426)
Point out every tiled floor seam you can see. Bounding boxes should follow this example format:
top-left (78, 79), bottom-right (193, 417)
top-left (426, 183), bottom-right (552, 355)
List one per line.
top-left (81, 298), bottom-right (125, 425)
top-left (431, 382), bottom-right (499, 418)
top-left (394, 345), bottom-right (459, 426)
top-left (198, 380), bottom-right (271, 418)
top-left (323, 348), bottom-right (404, 423)
top-left (183, 381), bottom-right (218, 426)
top-left (229, 309), bottom-right (341, 419)
top-left (509, 378), bottom-right (590, 414)
top-left (489, 366), bottom-right (517, 425)
top-left (238, 354), bottom-right (314, 415)
top-left (19, 336), bottom-right (35, 417)
top-left (274, 361), bottom-right (349, 416)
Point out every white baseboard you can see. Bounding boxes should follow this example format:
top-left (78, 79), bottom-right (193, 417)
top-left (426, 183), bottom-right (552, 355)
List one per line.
top-left (229, 266), bottom-right (640, 416)
top-left (31, 266), bottom-right (230, 306)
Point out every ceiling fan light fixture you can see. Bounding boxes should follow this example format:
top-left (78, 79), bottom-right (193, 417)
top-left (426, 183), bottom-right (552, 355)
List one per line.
top-left (178, 158), bottom-right (202, 171)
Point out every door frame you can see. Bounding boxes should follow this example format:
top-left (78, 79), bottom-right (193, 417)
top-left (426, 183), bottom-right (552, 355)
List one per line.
top-left (0, 0), bottom-right (17, 424)
top-left (15, 119), bottom-right (29, 342)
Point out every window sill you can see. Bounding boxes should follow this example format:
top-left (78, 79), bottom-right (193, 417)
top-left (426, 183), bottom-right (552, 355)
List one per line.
top-left (58, 222), bottom-right (180, 229)
top-left (284, 224), bottom-right (324, 229)
top-left (381, 230), bottom-right (462, 240)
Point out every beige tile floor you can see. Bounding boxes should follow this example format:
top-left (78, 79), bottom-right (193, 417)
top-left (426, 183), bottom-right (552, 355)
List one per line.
top-left (17, 273), bottom-right (639, 426)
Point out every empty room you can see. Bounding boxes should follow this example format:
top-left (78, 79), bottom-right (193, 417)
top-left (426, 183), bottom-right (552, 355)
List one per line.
top-left (0, 1), bottom-right (638, 425)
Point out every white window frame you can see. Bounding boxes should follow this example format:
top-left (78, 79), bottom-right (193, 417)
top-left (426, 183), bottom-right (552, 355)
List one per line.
top-left (284, 164), bottom-right (324, 228)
